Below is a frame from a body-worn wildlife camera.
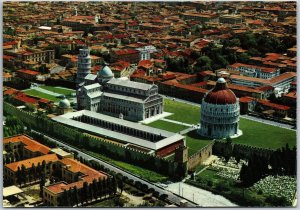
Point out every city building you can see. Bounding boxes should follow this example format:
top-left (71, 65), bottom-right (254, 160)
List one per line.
top-left (219, 14), bottom-right (243, 24)
top-left (180, 12), bottom-right (218, 22)
top-left (230, 72), bottom-right (296, 96)
top-left (43, 158), bottom-right (108, 206)
top-left (135, 45), bottom-right (157, 61)
top-left (198, 78), bottom-right (242, 139)
top-left (16, 69), bottom-right (40, 81)
top-left (227, 63), bottom-right (280, 79)
top-left (4, 47), bottom-right (55, 64)
top-left (110, 49), bottom-right (140, 64)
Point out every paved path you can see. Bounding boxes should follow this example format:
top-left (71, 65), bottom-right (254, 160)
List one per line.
top-left (179, 127), bottom-right (196, 135)
top-left (160, 118), bottom-right (193, 127)
top-left (31, 130), bottom-right (197, 207)
top-left (166, 182), bottom-right (237, 207)
top-left (140, 112), bottom-right (173, 124)
top-left (240, 115), bottom-right (295, 131)
top-left (32, 87), bottom-right (61, 97)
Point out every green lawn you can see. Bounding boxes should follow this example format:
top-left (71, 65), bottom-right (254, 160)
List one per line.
top-left (185, 130), bottom-right (212, 157)
top-left (163, 98), bottom-right (296, 150)
top-left (40, 86), bottom-right (75, 96)
top-left (23, 89), bottom-right (60, 102)
top-left (86, 151), bottom-right (168, 183)
top-left (147, 120), bottom-right (189, 133)
top-left (164, 98), bottom-right (200, 124)
top-left (234, 118), bottom-right (296, 149)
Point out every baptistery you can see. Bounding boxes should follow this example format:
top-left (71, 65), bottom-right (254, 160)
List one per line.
top-left (198, 78), bottom-right (243, 139)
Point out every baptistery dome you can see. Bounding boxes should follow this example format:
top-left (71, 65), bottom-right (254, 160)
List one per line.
top-left (198, 78), bottom-right (242, 139)
top-left (204, 78), bottom-right (237, 104)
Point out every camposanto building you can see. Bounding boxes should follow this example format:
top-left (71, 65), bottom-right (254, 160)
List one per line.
top-left (198, 78), bottom-right (243, 139)
top-left (76, 48), bottom-right (163, 122)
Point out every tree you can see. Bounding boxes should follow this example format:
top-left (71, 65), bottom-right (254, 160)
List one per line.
top-left (195, 56), bottom-right (212, 71)
top-left (73, 186), bottom-right (79, 207)
top-left (39, 173), bottom-right (46, 197)
top-left (92, 179), bottom-right (98, 201)
top-left (62, 189), bottom-right (69, 206)
top-left (16, 166), bottom-right (22, 186)
top-left (117, 178), bottom-right (124, 194)
top-left (82, 181), bottom-right (89, 204)
top-left (237, 53), bottom-right (250, 63)
top-left (21, 164), bottom-right (26, 186)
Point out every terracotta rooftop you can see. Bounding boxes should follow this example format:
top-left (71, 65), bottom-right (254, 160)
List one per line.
top-left (258, 99), bottom-right (290, 111)
top-left (113, 49), bottom-right (139, 55)
top-left (17, 69), bottom-right (40, 75)
top-left (4, 135), bottom-right (51, 155)
top-left (5, 154), bottom-right (58, 172)
top-left (45, 158), bottom-right (107, 194)
top-left (228, 63), bottom-right (277, 73)
top-left (239, 96), bottom-right (256, 103)
top-left (14, 92), bottom-right (38, 104)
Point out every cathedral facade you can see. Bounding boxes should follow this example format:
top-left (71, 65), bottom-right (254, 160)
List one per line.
top-left (76, 48), bottom-right (163, 122)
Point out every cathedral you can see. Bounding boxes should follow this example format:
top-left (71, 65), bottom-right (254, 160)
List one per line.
top-left (198, 78), bottom-right (243, 139)
top-left (76, 48), bottom-right (164, 122)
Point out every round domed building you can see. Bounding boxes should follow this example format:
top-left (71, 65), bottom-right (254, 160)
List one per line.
top-left (57, 96), bottom-right (72, 114)
top-left (198, 78), bottom-right (242, 139)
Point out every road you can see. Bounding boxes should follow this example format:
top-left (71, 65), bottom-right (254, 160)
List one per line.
top-left (32, 130), bottom-right (197, 207)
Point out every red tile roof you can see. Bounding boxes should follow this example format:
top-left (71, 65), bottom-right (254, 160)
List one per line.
top-left (283, 91), bottom-right (296, 99)
top-left (14, 93), bottom-right (38, 104)
top-left (228, 63), bottom-right (277, 73)
top-left (138, 60), bottom-right (153, 69)
top-left (45, 158), bottom-right (107, 194)
top-left (114, 49), bottom-right (139, 55)
top-left (5, 154), bottom-right (58, 172)
top-left (3, 88), bottom-right (19, 96)
top-left (239, 96), bottom-right (255, 103)
top-left (258, 99), bottom-right (290, 111)
top-left (17, 69), bottom-right (40, 76)
top-left (4, 135), bottom-right (51, 155)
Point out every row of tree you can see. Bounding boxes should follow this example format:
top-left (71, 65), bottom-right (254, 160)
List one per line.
top-left (59, 177), bottom-right (117, 207)
top-left (239, 144), bottom-right (296, 187)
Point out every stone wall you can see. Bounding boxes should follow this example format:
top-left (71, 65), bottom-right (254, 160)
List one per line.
top-left (187, 141), bottom-right (214, 171)
top-left (213, 141), bottom-right (275, 161)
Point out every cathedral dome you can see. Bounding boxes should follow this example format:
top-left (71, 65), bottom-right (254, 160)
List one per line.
top-left (59, 97), bottom-right (71, 108)
top-left (204, 78), bottom-right (237, 105)
top-left (98, 65), bottom-right (114, 78)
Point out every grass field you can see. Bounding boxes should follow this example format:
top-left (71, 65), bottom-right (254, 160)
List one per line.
top-left (24, 89), bottom-right (61, 102)
top-left (147, 120), bottom-right (189, 133)
top-left (185, 130), bottom-right (212, 157)
top-left (234, 118), bottom-right (296, 149)
top-left (40, 86), bottom-right (75, 96)
top-left (164, 98), bottom-right (200, 124)
top-left (86, 151), bottom-right (168, 183)
top-left (163, 98), bottom-right (296, 150)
